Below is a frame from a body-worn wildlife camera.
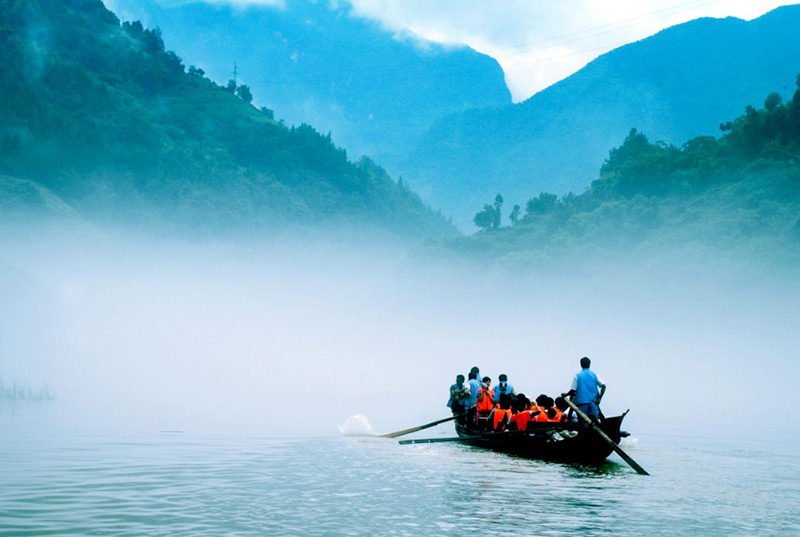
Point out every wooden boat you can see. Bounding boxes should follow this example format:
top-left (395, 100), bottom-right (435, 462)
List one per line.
top-left (451, 411), bottom-right (628, 464)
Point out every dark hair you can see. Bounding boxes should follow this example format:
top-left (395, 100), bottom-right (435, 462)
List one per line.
top-left (499, 393), bottom-right (513, 410)
top-left (482, 376), bottom-right (491, 383)
top-left (554, 396), bottom-right (568, 411)
top-left (470, 366), bottom-right (480, 374)
top-left (580, 356), bottom-right (591, 369)
top-left (498, 373), bottom-right (508, 381)
top-left (547, 408), bottom-right (557, 420)
top-left (456, 374), bottom-right (465, 382)
top-left (514, 394), bottom-right (530, 413)
top-left (468, 371), bottom-right (477, 380)
top-left (535, 394), bottom-right (548, 407)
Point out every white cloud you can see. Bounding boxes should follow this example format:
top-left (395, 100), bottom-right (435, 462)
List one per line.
top-left (124, 0), bottom-right (796, 100)
top-left (346, 0), bottom-right (797, 101)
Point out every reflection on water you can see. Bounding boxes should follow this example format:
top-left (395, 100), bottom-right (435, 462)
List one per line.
top-left (1, 404), bottom-right (799, 536)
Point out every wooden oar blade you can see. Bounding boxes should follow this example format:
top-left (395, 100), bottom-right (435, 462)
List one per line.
top-left (560, 393), bottom-right (649, 476)
top-left (398, 435), bottom-right (480, 445)
top-left (380, 415), bottom-right (459, 438)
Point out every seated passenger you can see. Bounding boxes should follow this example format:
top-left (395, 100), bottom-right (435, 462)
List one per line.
top-left (488, 393), bottom-right (514, 431)
top-left (554, 396), bottom-right (571, 422)
top-left (508, 395), bottom-right (534, 431)
top-left (533, 394), bottom-right (557, 422)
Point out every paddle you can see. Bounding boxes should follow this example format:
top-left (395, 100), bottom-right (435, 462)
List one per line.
top-left (398, 427), bottom-right (556, 445)
top-left (399, 435), bottom-right (480, 445)
top-left (560, 393), bottom-right (649, 476)
top-left (380, 415), bottom-right (461, 438)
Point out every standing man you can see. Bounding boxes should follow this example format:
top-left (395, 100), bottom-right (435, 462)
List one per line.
top-left (466, 371), bottom-right (482, 425)
top-left (569, 356), bottom-right (606, 421)
top-left (476, 376), bottom-right (495, 420)
top-left (494, 374), bottom-right (515, 402)
top-left (447, 374), bottom-right (469, 416)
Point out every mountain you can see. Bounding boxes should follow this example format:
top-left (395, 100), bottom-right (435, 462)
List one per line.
top-left (0, 0), bottom-right (456, 237)
top-left (105, 0), bottom-right (512, 170)
top-left (403, 5), bottom-right (800, 228)
top-left (421, 80), bottom-right (800, 270)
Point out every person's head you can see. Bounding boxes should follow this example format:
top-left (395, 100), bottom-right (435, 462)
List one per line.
top-left (482, 376), bottom-right (491, 385)
top-left (547, 408), bottom-right (557, 420)
top-left (498, 373), bottom-right (508, 383)
top-left (536, 394), bottom-right (550, 408)
top-left (456, 374), bottom-right (465, 385)
top-left (470, 366), bottom-right (480, 375)
top-left (515, 394), bottom-right (530, 412)
top-left (499, 393), bottom-right (513, 410)
top-left (580, 356), bottom-right (591, 369)
top-left (555, 396), bottom-right (568, 411)
top-left (468, 371), bottom-right (477, 380)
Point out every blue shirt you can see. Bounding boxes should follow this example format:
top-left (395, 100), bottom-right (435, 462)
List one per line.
top-left (467, 378), bottom-right (482, 408)
top-left (494, 381), bottom-right (514, 402)
top-left (572, 368), bottom-right (604, 404)
top-left (448, 383), bottom-right (468, 408)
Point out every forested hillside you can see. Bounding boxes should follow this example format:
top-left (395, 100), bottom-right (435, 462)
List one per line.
top-left (403, 5), bottom-right (800, 227)
top-left (0, 0), bottom-right (455, 237)
top-left (105, 0), bottom-right (511, 173)
top-left (426, 81), bottom-right (800, 270)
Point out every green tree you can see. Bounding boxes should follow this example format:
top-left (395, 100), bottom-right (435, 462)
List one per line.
top-left (236, 84), bottom-right (253, 104)
top-left (474, 204), bottom-right (495, 231)
top-left (225, 79), bottom-right (237, 93)
top-left (526, 192), bottom-right (558, 215)
top-left (509, 204), bottom-right (520, 226)
top-left (492, 193), bottom-right (503, 229)
top-left (764, 92), bottom-right (782, 111)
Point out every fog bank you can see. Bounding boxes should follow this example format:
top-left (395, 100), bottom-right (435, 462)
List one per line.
top-left (1, 225), bottom-right (797, 438)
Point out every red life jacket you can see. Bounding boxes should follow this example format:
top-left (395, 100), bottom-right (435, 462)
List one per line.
top-left (510, 411), bottom-right (533, 431)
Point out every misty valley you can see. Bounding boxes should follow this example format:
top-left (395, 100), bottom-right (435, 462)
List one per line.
top-left (2, 0), bottom-right (800, 535)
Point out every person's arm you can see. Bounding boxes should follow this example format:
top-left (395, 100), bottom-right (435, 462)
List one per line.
top-left (567, 375), bottom-right (578, 398)
top-left (597, 377), bottom-right (606, 403)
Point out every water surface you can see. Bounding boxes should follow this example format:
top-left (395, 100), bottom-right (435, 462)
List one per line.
top-left (1, 403), bottom-right (798, 536)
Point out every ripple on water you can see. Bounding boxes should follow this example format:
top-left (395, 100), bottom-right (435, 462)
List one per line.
top-left (1, 423), bottom-right (799, 536)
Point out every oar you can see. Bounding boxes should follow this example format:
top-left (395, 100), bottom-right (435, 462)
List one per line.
top-left (380, 415), bottom-right (461, 438)
top-left (560, 393), bottom-right (649, 476)
top-left (399, 435), bottom-right (481, 444)
top-left (398, 428), bottom-right (552, 445)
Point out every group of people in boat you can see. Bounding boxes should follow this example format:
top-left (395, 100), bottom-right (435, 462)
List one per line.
top-left (447, 357), bottom-right (606, 432)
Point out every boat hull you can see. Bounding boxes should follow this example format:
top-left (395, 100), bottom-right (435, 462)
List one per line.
top-left (454, 415), bottom-right (625, 464)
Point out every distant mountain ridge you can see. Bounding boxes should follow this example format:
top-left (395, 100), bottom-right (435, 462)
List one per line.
top-left (106, 0), bottom-right (512, 170)
top-left (402, 4), bottom-right (800, 228)
top-left (423, 79), bottom-right (800, 270)
top-left (0, 0), bottom-right (455, 237)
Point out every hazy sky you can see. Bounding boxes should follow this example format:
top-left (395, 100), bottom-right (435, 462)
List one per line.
top-left (133, 0), bottom-right (799, 101)
top-left (347, 0), bottom-right (798, 101)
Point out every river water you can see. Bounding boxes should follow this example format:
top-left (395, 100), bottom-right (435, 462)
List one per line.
top-left (2, 403), bottom-right (798, 536)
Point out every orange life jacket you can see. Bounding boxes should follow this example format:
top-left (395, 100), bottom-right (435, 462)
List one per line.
top-left (476, 388), bottom-right (495, 413)
top-left (492, 408), bottom-right (511, 431)
top-left (510, 411), bottom-right (533, 431)
top-left (532, 406), bottom-right (551, 422)
top-left (550, 408), bottom-right (564, 422)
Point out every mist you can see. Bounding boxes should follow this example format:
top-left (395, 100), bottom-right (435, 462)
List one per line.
top-left (2, 223), bottom-right (798, 439)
